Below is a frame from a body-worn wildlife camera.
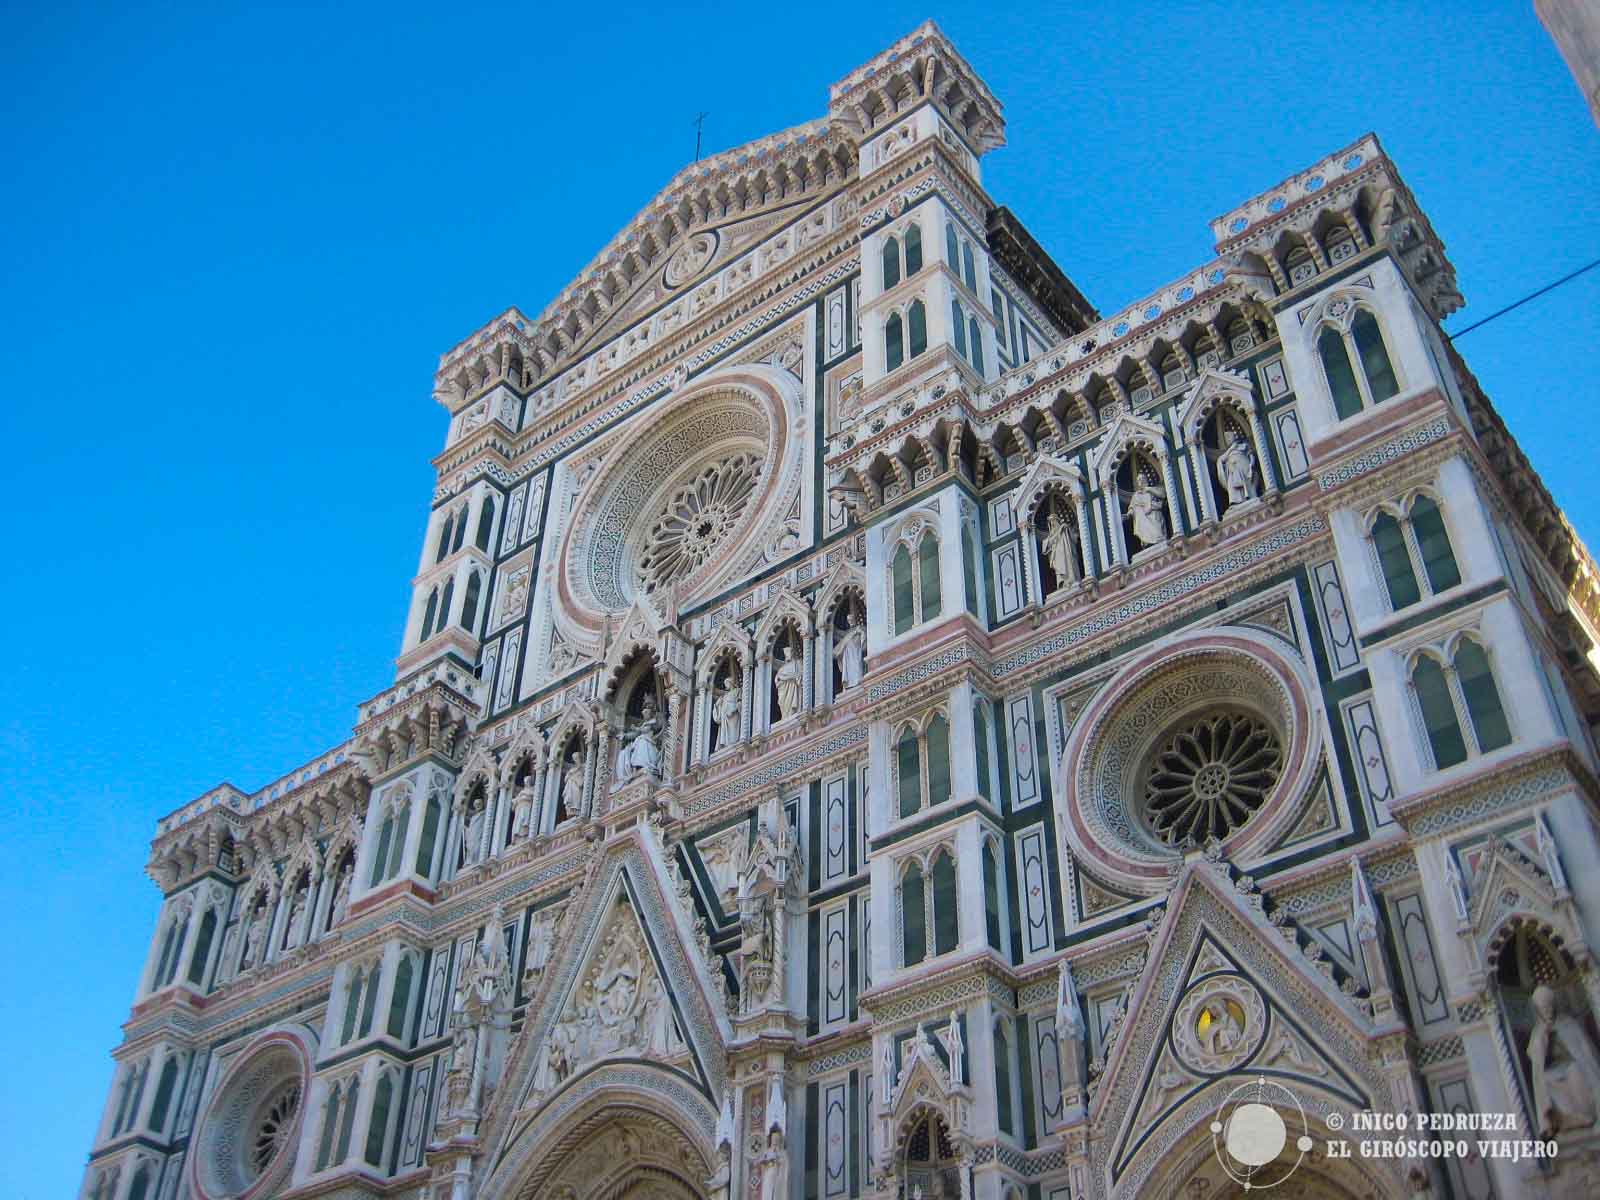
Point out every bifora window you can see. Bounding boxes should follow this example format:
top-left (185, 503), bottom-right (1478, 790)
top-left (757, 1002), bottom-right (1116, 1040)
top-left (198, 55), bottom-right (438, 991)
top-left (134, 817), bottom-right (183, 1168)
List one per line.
top-left (1370, 494), bottom-right (1461, 611)
top-left (1410, 637), bottom-right (1513, 770)
top-left (1141, 710), bottom-right (1283, 847)
top-left (1318, 306), bottom-right (1400, 420)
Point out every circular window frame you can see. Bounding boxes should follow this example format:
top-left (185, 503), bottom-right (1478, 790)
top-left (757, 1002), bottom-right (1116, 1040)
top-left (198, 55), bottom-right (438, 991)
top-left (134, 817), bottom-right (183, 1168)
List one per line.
top-left (1135, 705), bottom-right (1285, 850)
top-left (1057, 629), bottom-right (1323, 897)
top-left (189, 1029), bottom-right (314, 1200)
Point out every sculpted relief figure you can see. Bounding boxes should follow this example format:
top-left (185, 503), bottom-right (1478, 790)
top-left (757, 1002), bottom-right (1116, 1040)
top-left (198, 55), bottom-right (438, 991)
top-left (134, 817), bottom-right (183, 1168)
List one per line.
top-left (560, 748), bottom-right (585, 821)
top-left (328, 860), bottom-right (352, 928)
top-left (1216, 430), bottom-right (1259, 506)
top-left (1528, 985), bottom-right (1600, 1138)
top-left (509, 780), bottom-right (536, 842)
top-left (619, 695), bottom-right (663, 779)
top-left (461, 800), bottom-right (485, 867)
top-left (1127, 482), bottom-right (1168, 548)
top-left (243, 904), bottom-right (267, 970)
top-left (833, 610), bottom-right (865, 690)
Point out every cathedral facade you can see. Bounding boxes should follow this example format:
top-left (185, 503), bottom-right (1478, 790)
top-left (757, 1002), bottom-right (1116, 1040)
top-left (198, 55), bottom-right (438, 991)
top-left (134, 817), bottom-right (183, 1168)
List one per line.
top-left (84, 23), bottom-right (1600, 1200)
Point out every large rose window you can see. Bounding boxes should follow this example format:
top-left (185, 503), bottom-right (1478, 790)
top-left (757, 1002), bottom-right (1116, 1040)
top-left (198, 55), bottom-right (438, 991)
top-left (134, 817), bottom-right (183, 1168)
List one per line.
top-left (1142, 711), bottom-right (1283, 847)
top-left (249, 1081), bottom-right (302, 1178)
top-left (191, 1033), bottom-right (310, 1200)
top-left (637, 453), bottom-right (762, 594)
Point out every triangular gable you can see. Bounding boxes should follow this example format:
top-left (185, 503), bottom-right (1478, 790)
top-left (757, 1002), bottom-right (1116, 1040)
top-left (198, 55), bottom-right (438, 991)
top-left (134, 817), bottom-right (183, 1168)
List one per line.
top-left (493, 833), bottom-right (729, 1139)
top-left (1086, 412), bottom-right (1167, 485)
top-left (753, 585), bottom-right (814, 651)
top-left (1173, 367), bottom-right (1254, 440)
top-left (813, 554), bottom-right (867, 625)
top-left (1091, 860), bottom-right (1383, 1193)
top-left (696, 618), bottom-right (754, 684)
top-left (1011, 453), bottom-right (1086, 528)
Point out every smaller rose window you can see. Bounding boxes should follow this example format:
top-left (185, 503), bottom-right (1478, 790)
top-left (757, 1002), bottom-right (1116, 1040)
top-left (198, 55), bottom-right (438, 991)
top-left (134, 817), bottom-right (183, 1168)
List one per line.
top-left (637, 454), bottom-right (762, 593)
top-left (250, 1081), bottom-right (301, 1179)
top-left (1143, 712), bottom-right (1282, 847)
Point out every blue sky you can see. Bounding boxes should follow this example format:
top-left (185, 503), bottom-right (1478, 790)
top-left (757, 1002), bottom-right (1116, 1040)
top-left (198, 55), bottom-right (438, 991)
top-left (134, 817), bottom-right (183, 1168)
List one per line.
top-left (2, 2), bottom-right (1595, 1194)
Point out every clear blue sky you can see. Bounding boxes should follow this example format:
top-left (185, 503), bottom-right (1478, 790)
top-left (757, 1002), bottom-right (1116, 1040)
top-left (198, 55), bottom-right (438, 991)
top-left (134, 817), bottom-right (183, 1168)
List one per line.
top-left (2, 2), bottom-right (1595, 1194)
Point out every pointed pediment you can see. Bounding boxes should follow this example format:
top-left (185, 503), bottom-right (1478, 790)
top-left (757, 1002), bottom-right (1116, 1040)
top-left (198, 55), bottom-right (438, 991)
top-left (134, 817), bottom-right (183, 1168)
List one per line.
top-left (1086, 412), bottom-right (1167, 485)
top-left (814, 554), bottom-right (866, 624)
top-left (1464, 836), bottom-right (1562, 940)
top-left (1091, 860), bottom-right (1383, 1190)
top-left (496, 835), bottom-right (729, 1136)
top-left (1174, 367), bottom-right (1254, 439)
top-left (697, 618), bottom-right (753, 683)
top-left (1011, 453), bottom-right (1086, 528)
top-left (754, 584), bottom-right (814, 650)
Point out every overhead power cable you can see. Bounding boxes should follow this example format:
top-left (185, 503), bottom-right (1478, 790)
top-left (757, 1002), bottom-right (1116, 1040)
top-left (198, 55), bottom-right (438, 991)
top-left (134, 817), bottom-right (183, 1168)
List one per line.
top-left (1446, 256), bottom-right (1600, 341)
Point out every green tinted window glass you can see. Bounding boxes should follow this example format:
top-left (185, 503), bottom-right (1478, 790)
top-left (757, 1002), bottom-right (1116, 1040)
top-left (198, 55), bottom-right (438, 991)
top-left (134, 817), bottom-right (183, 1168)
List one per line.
top-left (1415, 657), bottom-right (1468, 768)
top-left (1456, 641), bottom-right (1511, 752)
top-left (1373, 513), bottom-right (1421, 609)
top-left (1319, 327), bottom-right (1362, 419)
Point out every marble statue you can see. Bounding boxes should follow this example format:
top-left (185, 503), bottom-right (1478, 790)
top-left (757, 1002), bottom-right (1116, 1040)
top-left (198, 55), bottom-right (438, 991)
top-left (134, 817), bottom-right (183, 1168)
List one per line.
top-left (560, 751), bottom-right (585, 820)
top-left (833, 610), bottom-right (865, 690)
top-left (1528, 985), bottom-right (1600, 1137)
top-left (774, 643), bottom-right (803, 721)
top-left (712, 675), bottom-right (741, 750)
top-left (1216, 430), bottom-right (1258, 505)
top-left (622, 696), bottom-right (663, 777)
top-left (1040, 504), bottom-right (1077, 586)
top-left (509, 783), bottom-right (536, 841)
top-left (1128, 482), bottom-right (1168, 548)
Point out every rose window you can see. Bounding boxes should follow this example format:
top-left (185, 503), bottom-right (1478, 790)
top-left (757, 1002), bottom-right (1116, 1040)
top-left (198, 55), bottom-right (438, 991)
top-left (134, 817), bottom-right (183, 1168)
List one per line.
top-left (250, 1081), bottom-right (301, 1180)
top-left (637, 454), bottom-right (762, 593)
top-left (1142, 712), bottom-right (1282, 847)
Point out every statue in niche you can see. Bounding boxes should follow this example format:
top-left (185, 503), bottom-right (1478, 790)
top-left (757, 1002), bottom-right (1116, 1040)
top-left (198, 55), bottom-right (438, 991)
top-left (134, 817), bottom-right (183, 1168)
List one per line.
top-left (946, 1010), bottom-right (965, 1085)
top-left (833, 608), bottom-right (866, 690)
top-left (461, 799), bottom-right (485, 867)
top-left (284, 885), bottom-right (307, 950)
top-left (773, 641), bottom-right (803, 721)
top-left (620, 694), bottom-right (663, 778)
top-left (559, 746), bottom-right (585, 822)
top-left (1215, 429), bottom-right (1259, 506)
top-left (1127, 481), bottom-right (1168, 548)
top-left (328, 859), bottom-right (353, 928)
top-left (523, 907), bottom-right (559, 989)
top-left (243, 903), bottom-right (267, 969)
top-left (1040, 501), bottom-right (1078, 589)
top-left (445, 1021), bottom-right (475, 1114)
top-left (711, 671), bottom-right (742, 751)
top-left (1528, 985), bottom-right (1600, 1137)
top-left (509, 779), bottom-right (536, 842)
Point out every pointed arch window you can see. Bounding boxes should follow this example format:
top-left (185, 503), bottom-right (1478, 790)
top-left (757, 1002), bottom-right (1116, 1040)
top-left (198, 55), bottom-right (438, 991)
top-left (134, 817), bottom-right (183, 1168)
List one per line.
top-left (1411, 638), bottom-right (1512, 770)
top-left (334, 1077), bottom-right (359, 1164)
top-left (315, 1085), bottom-right (340, 1170)
top-left (882, 235), bottom-right (902, 290)
top-left (420, 588), bottom-right (439, 643)
top-left (993, 1019), bottom-right (1015, 1135)
top-left (952, 299), bottom-right (968, 357)
top-left (435, 515), bottom-right (453, 564)
top-left (974, 701), bottom-right (993, 801)
top-left (904, 223), bottom-right (923, 275)
top-left (1320, 306), bottom-right (1401, 420)
top-left (918, 533), bottom-right (941, 620)
top-left (969, 317), bottom-right (984, 374)
top-left (358, 962), bottom-right (381, 1038)
top-left (962, 525), bottom-right (980, 616)
top-left (450, 506), bottom-right (468, 554)
top-left (886, 313), bottom-right (905, 372)
top-left (925, 714), bottom-right (951, 807)
top-left (892, 543), bottom-right (914, 635)
top-left (148, 1057), bottom-right (180, 1133)
top-left (1371, 494), bottom-right (1461, 611)
top-left (459, 571), bottom-right (482, 633)
top-left (438, 577), bottom-right (455, 632)
top-left (962, 242), bottom-right (977, 293)
top-left (127, 1167), bottom-right (152, 1200)
top-left (413, 791), bottom-right (442, 878)
top-left (908, 299), bottom-right (928, 357)
top-left (932, 851), bottom-right (958, 954)
top-left (364, 1072), bottom-right (394, 1167)
top-left (901, 861), bottom-right (926, 965)
top-left (341, 968), bottom-right (365, 1044)
top-left (187, 908), bottom-right (217, 986)
top-left (386, 954), bottom-right (415, 1040)
top-left (153, 919), bottom-right (179, 991)
top-left (896, 726), bottom-right (922, 819)
top-left (475, 497), bottom-right (495, 551)
top-left (895, 712), bottom-right (953, 818)
top-left (945, 222), bottom-right (959, 269)
top-left (982, 842), bottom-right (1002, 952)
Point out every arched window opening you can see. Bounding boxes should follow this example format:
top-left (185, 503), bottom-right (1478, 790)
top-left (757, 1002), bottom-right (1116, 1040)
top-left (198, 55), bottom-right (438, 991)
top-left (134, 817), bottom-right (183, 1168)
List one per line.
top-left (925, 714), bottom-right (951, 807)
top-left (148, 1057), bottom-right (179, 1133)
top-left (897, 727), bottom-right (921, 819)
top-left (962, 524), bottom-right (980, 615)
top-left (451, 505), bottom-right (468, 554)
top-left (334, 1078), bottom-right (359, 1164)
top-left (386, 801), bottom-right (410, 880)
top-left (315, 1086), bottom-right (340, 1170)
top-left (438, 577), bottom-right (456, 632)
top-left (435, 516), bottom-right (453, 564)
top-left (945, 222), bottom-right (959, 269)
top-left (962, 241), bottom-right (977, 292)
top-left (1372, 512), bottom-right (1421, 609)
top-left (882, 235), bottom-right (901, 290)
top-left (364, 1073), bottom-right (394, 1167)
top-left (1319, 326), bottom-right (1362, 420)
top-left (904, 223), bottom-right (923, 275)
top-left (983, 842), bottom-right (1003, 952)
top-left (474, 497), bottom-right (495, 551)
top-left (419, 588), bottom-right (439, 644)
top-left (459, 571), bottom-right (482, 634)
top-left (1410, 497), bottom-right (1461, 594)
top-left (892, 543), bottom-right (914, 635)
top-left (358, 962), bottom-right (381, 1038)
top-left (370, 816), bottom-right (394, 888)
top-left (969, 316), bottom-right (984, 374)
top-left (908, 299), bottom-right (928, 358)
top-left (153, 920), bottom-right (179, 990)
top-left (974, 702), bottom-right (993, 802)
top-left (187, 908), bottom-right (217, 986)
top-left (386, 955), bottom-right (414, 1039)
top-left (932, 851), bottom-right (958, 955)
top-left (1414, 655), bottom-right (1467, 769)
top-left (341, 968), bottom-right (364, 1044)
top-left (993, 1020), bottom-right (1015, 1135)
top-left (127, 1167), bottom-right (152, 1200)
top-left (885, 313), bottom-right (905, 372)
top-left (951, 298), bottom-right (968, 358)
top-left (1455, 640), bottom-right (1511, 753)
top-left (917, 533), bottom-right (941, 621)
top-left (1352, 311), bottom-right (1399, 402)
top-left (902, 862), bottom-right (926, 965)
